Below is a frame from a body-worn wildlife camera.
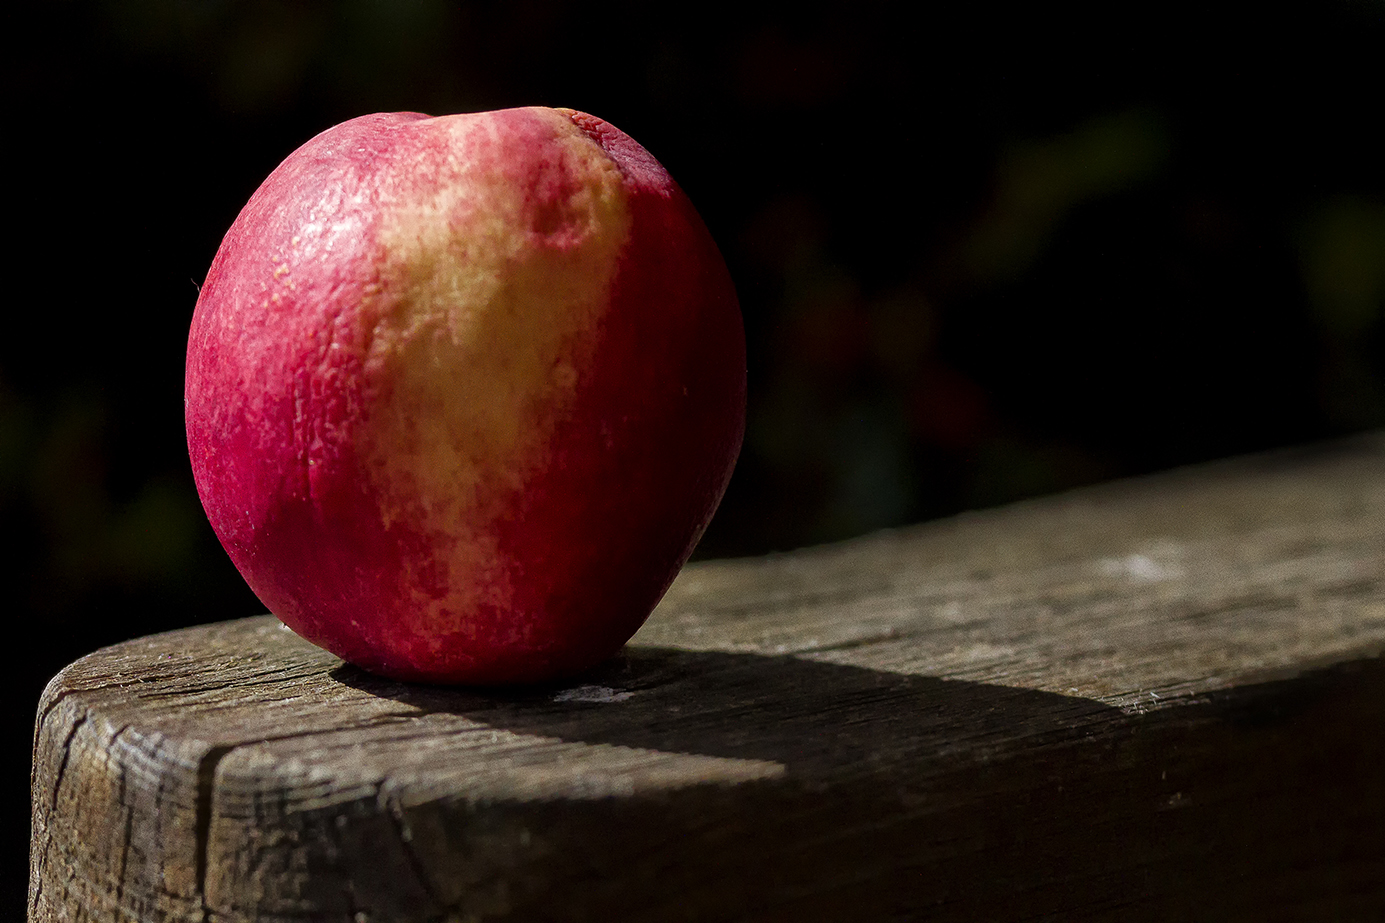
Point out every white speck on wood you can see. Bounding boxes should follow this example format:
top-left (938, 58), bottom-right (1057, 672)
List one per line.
top-left (551, 685), bottom-right (634, 704)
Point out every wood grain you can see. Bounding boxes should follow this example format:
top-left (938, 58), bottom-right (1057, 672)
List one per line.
top-left (30, 435), bottom-right (1385, 921)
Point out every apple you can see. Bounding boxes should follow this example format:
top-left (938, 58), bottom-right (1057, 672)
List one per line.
top-left (185, 107), bottom-right (745, 684)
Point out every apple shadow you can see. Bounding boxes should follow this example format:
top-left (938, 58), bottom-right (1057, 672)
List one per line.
top-left (318, 647), bottom-right (1385, 923)
top-left (331, 645), bottom-right (1117, 779)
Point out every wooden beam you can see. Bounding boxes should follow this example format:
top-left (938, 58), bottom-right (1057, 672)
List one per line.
top-left (30, 435), bottom-right (1385, 921)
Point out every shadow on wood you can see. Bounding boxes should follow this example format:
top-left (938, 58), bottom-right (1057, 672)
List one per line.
top-left (324, 649), bottom-right (1385, 921)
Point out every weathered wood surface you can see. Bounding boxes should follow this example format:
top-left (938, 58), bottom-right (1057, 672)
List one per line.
top-left (30, 435), bottom-right (1385, 922)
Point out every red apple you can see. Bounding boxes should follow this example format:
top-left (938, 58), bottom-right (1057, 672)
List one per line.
top-left (185, 107), bottom-right (745, 684)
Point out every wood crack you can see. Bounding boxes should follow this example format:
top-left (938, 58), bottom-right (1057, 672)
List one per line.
top-left (45, 710), bottom-right (88, 820)
top-left (135, 666), bottom-right (330, 701)
top-left (379, 782), bottom-right (449, 914)
top-left (193, 743), bottom-right (235, 921)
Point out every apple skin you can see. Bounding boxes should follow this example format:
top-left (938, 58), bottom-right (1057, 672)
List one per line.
top-left (185, 107), bottom-right (745, 684)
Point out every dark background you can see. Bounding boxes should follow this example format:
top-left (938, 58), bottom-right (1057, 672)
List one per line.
top-left (7, 0), bottom-right (1384, 910)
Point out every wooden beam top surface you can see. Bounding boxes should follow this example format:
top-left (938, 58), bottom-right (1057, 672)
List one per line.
top-left (30, 434), bottom-right (1385, 922)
